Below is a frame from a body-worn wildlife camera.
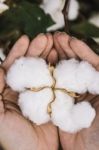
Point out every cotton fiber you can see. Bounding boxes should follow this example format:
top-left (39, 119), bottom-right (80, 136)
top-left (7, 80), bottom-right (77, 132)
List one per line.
top-left (6, 57), bottom-right (98, 133)
top-left (6, 57), bottom-right (53, 91)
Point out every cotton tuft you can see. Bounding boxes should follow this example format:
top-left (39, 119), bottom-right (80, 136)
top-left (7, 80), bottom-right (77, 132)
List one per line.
top-left (6, 57), bottom-right (53, 91)
top-left (6, 57), bottom-right (98, 133)
top-left (54, 59), bottom-right (99, 94)
top-left (19, 88), bottom-right (53, 125)
top-left (40, 0), bottom-right (79, 31)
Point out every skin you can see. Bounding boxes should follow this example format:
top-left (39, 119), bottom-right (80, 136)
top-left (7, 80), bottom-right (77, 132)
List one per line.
top-left (0, 32), bottom-right (99, 150)
top-left (0, 34), bottom-right (58, 150)
top-left (54, 32), bottom-right (99, 150)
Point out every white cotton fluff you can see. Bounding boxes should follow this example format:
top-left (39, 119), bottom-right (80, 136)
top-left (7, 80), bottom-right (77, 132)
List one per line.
top-left (68, 0), bottom-right (79, 20)
top-left (19, 88), bottom-right (53, 125)
top-left (6, 57), bottom-right (53, 92)
top-left (51, 91), bottom-right (95, 133)
top-left (0, 3), bottom-right (9, 14)
top-left (54, 59), bottom-right (98, 94)
top-left (6, 57), bottom-right (97, 133)
top-left (40, 0), bottom-right (79, 31)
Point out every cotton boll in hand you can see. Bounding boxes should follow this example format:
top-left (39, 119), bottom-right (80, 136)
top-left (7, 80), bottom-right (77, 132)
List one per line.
top-left (6, 57), bottom-right (53, 92)
top-left (6, 56), bottom-right (97, 133)
top-left (54, 59), bottom-right (80, 92)
top-left (88, 72), bottom-right (99, 94)
top-left (71, 102), bottom-right (96, 131)
top-left (19, 88), bottom-right (53, 125)
top-left (51, 90), bottom-right (76, 132)
top-left (76, 61), bottom-right (96, 93)
top-left (51, 91), bottom-right (95, 133)
top-left (54, 59), bottom-right (99, 94)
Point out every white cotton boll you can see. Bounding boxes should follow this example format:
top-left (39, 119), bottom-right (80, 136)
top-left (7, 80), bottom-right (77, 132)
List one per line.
top-left (55, 59), bottom-right (98, 94)
top-left (68, 0), bottom-right (79, 20)
top-left (0, 3), bottom-right (9, 14)
top-left (19, 88), bottom-right (53, 125)
top-left (54, 59), bottom-right (80, 92)
top-left (6, 57), bottom-right (53, 91)
top-left (40, 0), bottom-right (65, 14)
top-left (0, 48), bottom-right (5, 64)
top-left (51, 90), bottom-right (76, 132)
top-left (0, 0), bottom-right (6, 3)
top-left (89, 13), bottom-right (99, 28)
top-left (52, 91), bottom-right (95, 133)
top-left (71, 102), bottom-right (96, 131)
top-left (47, 11), bottom-right (65, 31)
top-left (76, 61), bottom-right (96, 93)
top-left (88, 73), bottom-right (99, 94)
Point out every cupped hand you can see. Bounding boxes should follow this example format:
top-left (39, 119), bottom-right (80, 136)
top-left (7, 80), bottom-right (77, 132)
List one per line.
top-left (0, 34), bottom-right (58, 150)
top-left (54, 32), bottom-right (99, 150)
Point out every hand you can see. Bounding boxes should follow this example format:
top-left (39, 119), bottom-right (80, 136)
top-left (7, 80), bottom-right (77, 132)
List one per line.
top-left (0, 34), bottom-right (58, 150)
top-left (54, 32), bottom-right (99, 150)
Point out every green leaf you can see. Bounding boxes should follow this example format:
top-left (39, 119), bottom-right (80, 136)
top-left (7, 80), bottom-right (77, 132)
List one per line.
top-left (0, 1), bottom-right (54, 40)
top-left (70, 22), bottom-right (99, 38)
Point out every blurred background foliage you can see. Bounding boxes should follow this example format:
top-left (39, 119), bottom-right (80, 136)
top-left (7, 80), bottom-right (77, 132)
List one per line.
top-left (0, 0), bottom-right (99, 56)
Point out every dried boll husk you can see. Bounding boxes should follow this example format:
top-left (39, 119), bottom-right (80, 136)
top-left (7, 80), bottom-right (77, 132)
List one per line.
top-left (6, 57), bottom-right (53, 92)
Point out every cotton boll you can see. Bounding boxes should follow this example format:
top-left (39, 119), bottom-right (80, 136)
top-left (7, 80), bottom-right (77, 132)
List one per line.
top-left (68, 0), bottom-right (79, 20)
top-left (76, 61), bottom-right (96, 93)
top-left (54, 59), bottom-right (80, 92)
top-left (71, 102), bottom-right (96, 131)
top-left (6, 57), bottom-right (53, 91)
top-left (88, 73), bottom-right (99, 94)
top-left (19, 88), bottom-right (53, 125)
top-left (0, 0), bottom-right (6, 3)
top-left (54, 59), bottom-right (98, 94)
top-left (52, 91), bottom-right (95, 133)
top-left (40, 0), bottom-right (79, 32)
top-left (0, 3), bottom-right (9, 14)
top-left (47, 11), bottom-right (65, 31)
top-left (40, 0), bottom-right (65, 14)
top-left (51, 90), bottom-right (76, 132)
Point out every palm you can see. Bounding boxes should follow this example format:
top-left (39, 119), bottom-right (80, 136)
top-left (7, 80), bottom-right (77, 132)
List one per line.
top-left (0, 34), bottom-right (58, 150)
top-left (0, 87), bottom-right (57, 150)
top-left (54, 32), bottom-right (99, 150)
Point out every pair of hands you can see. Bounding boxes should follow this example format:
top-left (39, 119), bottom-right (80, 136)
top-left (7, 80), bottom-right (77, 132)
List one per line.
top-left (0, 32), bottom-right (99, 150)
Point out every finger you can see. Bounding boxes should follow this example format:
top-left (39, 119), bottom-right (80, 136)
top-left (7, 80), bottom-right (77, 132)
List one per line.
top-left (47, 48), bottom-right (58, 65)
top-left (0, 68), bottom-right (5, 113)
top-left (57, 32), bottom-right (77, 58)
top-left (41, 33), bottom-right (53, 59)
top-left (0, 68), bottom-right (5, 93)
top-left (54, 32), bottom-right (66, 60)
top-left (70, 38), bottom-right (99, 69)
top-left (26, 34), bottom-right (47, 57)
top-left (2, 35), bottom-right (29, 70)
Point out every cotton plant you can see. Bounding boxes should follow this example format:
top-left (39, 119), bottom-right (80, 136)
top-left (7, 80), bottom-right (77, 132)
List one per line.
top-left (40, 0), bottom-right (79, 31)
top-left (0, 0), bottom-right (9, 14)
top-left (6, 57), bottom-right (98, 133)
